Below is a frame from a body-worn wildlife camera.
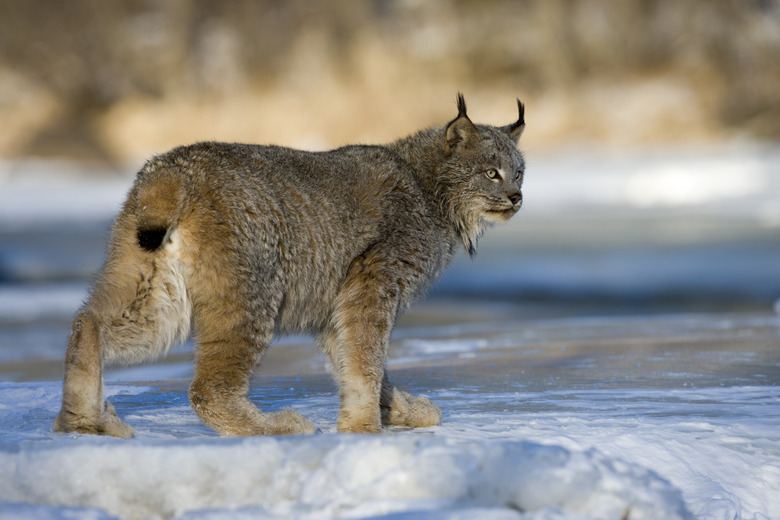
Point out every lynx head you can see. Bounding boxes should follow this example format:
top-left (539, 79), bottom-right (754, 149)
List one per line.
top-left (440, 93), bottom-right (525, 256)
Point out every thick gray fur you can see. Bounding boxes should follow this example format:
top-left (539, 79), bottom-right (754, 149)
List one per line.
top-left (53, 93), bottom-right (526, 437)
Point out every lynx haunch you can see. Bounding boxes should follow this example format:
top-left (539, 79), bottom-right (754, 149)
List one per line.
top-left (53, 94), bottom-right (526, 437)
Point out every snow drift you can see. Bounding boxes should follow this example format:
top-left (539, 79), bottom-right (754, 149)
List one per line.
top-left (1, 434), bottom-right (688, 520)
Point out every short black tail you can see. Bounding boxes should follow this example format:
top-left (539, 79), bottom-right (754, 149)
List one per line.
top-left (137, 227), bottom-right (169, 252)
top-left (132, 159), bottom-right (185, 253)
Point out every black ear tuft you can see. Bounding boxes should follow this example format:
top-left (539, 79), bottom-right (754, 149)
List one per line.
top-left (515, 99), bottom-right (525, 127)
top-left (456, 93), bottom-right (468, 118)
top-left (444, 93), bottom-right (480, 155)
top-left (503, 98), bottom-right (525, 144)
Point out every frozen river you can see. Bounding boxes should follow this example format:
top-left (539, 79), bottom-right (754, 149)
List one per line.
top-left (0, 146), bottom-right (779, 519)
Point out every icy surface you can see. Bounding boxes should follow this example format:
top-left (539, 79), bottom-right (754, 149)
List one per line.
top-left (0, 405), bottom-right (689, 519)
top-left (1, 373), bottom-right (779, 519)
top-left (0, 381), bottom-right (686, 520)
top-left (1, 309), bottom-right (779, 520)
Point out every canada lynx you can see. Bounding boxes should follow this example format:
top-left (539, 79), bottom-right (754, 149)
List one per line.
top-left (53, 94), bottom-right (525, 437)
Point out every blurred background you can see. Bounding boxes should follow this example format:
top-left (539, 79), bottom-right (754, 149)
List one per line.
top-left (1, 0), bottom-right (779, 379)
top-left (2, 0), bottom-right (780, 160)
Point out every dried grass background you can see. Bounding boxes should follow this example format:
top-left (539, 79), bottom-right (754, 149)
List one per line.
top-left (1, 0), bottom-right (779, 162)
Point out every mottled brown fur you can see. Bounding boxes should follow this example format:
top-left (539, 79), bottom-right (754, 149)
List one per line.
top-left (53, 94), bottom-right (525, 437)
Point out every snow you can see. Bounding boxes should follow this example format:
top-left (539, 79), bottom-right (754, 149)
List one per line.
top-left (1, 372), bottom-right (778, 519)
top-left (0, 160), bottom-right (133, 228)
top-left (1, 312), bottom-right (779, 519)
top-left (2, 147), bottom-right (780, 519)
top-left (0, 284), bottom-right (87, 325)
top-left (0, 381), bottom-right (691, 520)
top-left (0, 421), bottom-right (689, 519)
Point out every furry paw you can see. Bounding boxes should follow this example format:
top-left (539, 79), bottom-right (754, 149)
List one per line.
top-left (337, 408), bottom-right (382, 433)
top-left (52, 401), bottom-right (135, 439)
top-left (264, 409), bottom-right (315, 435)
top-left (382, 390), bottom-right (441, 428)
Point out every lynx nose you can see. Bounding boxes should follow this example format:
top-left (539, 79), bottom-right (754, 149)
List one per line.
top-left (508, 190), bottom-right (523, 206)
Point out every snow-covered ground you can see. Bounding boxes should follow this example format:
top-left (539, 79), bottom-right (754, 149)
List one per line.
top-left (1, 145), bottom-right (779, 519)
top-left (1, 311), bottom-right (778, 519)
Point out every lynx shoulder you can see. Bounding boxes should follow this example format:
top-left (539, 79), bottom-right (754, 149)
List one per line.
top-left (53, 94), bottom-right (526, 437)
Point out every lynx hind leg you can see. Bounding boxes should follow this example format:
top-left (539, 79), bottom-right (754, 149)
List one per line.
top-left (189, 351), bottom-right (315, 436)
top-left (53, 311), bottom-right (135, 438)
top-left (53, 227), bottom-right (192, 438)
top-left (188, 303), bottom-right (314, 436)
top-left (380, 373), bottom-right (442, 428)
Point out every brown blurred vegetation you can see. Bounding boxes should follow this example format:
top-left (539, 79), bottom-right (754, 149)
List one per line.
top-left (1, 0), bottom-right (779, 162)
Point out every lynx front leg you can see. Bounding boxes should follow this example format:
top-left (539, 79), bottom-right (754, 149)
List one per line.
top-left (53, 312), bottom-right (134, 438)
top-left (320, 319), bottom-right (386, 433)
top-left (322, 256), bottom-right (403, 434)
top-left (380, 371), bottom-right (442, 428)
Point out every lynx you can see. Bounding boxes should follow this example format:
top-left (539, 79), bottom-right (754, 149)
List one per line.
top-left (53, 94), bottom-right (525, 438)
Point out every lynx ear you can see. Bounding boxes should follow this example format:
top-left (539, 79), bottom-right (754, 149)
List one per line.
top-left (501, 99), bottom-right (525, 144)
top-left (444, 93), bottom-right (481, 155)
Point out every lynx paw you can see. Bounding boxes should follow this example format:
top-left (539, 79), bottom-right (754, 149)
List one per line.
top-left (264, 409), bottom-right (316, 435)
top-left (53, 401), bottom-right (135, 439)
top-left (337, 408), bottom-right (382, 433)
top-left (382, 390), bottom-right (441, 428)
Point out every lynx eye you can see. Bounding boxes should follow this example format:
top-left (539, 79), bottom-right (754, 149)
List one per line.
top-left (484, 168), bottom-right (500, 181)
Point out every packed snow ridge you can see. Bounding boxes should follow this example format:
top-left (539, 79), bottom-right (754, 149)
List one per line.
top-left (1, 434), bottom-right (688, 520)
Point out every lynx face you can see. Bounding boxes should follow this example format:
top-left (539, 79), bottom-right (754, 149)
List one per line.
top-left (468, 127), bottom-right (525, 224)
top-left (440, 97), bottom-right (526, 254)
